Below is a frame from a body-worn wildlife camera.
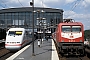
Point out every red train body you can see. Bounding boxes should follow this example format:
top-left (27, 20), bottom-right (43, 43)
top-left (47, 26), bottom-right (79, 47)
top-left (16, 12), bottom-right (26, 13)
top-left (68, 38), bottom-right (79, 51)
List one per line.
top-left (53, 19), bottom-right (85, 55)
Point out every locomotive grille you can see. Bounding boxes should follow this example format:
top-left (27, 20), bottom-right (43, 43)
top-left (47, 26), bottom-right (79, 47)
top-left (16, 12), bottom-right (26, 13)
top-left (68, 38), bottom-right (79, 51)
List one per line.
top-left (59, 42), bottom-right (84, 47)
top-left (62, 43), bottom-right (83, 46)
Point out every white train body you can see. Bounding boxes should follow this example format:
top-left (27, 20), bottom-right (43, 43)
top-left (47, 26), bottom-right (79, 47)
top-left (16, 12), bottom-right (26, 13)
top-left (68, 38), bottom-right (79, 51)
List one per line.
top-left (5, 28), bottom-right (32, 51)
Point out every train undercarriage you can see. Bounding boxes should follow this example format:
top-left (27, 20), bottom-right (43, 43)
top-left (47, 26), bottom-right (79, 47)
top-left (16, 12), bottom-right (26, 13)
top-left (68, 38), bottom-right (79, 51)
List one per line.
top-left (58, 42), bottom-right (85, 56)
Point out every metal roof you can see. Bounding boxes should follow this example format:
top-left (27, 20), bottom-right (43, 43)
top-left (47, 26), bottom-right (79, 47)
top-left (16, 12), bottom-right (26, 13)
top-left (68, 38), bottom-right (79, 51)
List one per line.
top-left (0, 7), bottom-right (64, 13)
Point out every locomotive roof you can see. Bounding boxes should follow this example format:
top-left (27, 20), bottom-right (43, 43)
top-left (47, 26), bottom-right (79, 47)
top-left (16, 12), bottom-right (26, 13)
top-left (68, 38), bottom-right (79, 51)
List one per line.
top-left (8, 28), bottom-right (25, 31)
top-left (59, 22), bottom-right (83, 26)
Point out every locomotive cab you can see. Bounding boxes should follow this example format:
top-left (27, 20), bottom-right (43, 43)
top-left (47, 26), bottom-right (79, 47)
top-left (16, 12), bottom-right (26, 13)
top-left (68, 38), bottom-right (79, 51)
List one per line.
top-left (5, 28), bottom-right (32, 51)
top-left (55, 19), bottom-right (85, 56)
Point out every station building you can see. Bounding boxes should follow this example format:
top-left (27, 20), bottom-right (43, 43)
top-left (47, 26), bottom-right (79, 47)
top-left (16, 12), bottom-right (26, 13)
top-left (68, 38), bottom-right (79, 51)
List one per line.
top-left (0, 7), bottom-right (63, 32)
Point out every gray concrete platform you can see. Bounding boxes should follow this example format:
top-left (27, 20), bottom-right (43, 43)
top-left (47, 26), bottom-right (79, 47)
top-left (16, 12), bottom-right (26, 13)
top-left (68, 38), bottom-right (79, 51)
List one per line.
top-left (6, 39), bottom-right (59, 60)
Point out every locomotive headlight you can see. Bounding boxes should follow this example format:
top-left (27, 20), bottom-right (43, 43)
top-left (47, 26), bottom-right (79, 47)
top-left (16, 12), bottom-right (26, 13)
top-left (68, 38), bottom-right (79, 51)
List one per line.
top-left (80, 40), bottom-right (82, 42)
top-left (62, 40), bottom-right (64, 42)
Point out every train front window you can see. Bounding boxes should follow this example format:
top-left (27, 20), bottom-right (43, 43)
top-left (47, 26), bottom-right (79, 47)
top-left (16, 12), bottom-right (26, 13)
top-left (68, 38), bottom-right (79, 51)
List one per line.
top-left (72, 26), bottom-right (81, 32)
top-left (15, 31), bottom-right (22, 35)
top-left (8, 31), bottom-right (15, 35)
top-left (62, 26), bottom-right (71, 32)
top-left (8, 31), bottom-right (22, 35)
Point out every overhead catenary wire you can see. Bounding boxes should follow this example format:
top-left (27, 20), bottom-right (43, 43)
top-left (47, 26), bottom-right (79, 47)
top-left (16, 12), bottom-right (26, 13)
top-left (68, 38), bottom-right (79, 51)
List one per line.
top-left (17, 0), bottom-right (29, 11)
top-left (0, 0), bottom-right (7, 8)
top-left (71, 0), bottom-right (82, 11)
top-left (71, 0), bottom-right (78, 11)
top-left (18, 0), bottom-right (24, 7)
top-left (0, 4), bottom-right (5, 8)
top-left (1, 0), bottom-right (28, 8)
top-left (66, 0), bottom-right (82, 18)
top-left (1, 0), bottom-right (8, 8)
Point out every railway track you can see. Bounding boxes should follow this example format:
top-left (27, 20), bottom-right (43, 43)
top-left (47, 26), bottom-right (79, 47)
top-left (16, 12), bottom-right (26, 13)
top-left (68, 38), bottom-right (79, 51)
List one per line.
top-left (0, 51), bottom-right (14, 60)
top-left (0, 48), bottom-right (11, 60)
top-left (0, 42), bottom-right (14, 60)
top-left (53, 39), bottom-right (90, 60)
top-left (0, 48), bottom-right (10, 57)
top-left (0, 46), bottom-right (19, 60)
top-left (0, 42), bottom-right (32, 60)
top-left (66, 56), bottom-right (90, 60)
top-left (58, 50), bottom-right (90, 60)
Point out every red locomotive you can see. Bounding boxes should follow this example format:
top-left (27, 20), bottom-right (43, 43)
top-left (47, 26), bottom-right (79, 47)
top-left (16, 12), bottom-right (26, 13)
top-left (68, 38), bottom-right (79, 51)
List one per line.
top-left (52, 19), bottom-right (85, 56)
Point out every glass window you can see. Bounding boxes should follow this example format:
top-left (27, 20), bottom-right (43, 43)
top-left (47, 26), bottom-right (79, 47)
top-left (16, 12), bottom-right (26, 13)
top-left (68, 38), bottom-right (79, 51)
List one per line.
top-left (26, 15), bottom-right (30, 25)
top-left (26, 12), bottom-right (30, 15)
top-left (8, 31), bottom-right (15, 35)
top-left (18, 12), bottom-right (25, 16)
top-left (16, 31), bottom-right (22, 35)
top-left (7, 13), bottom-right (12, 25)
top-left (0, 10), bottom-right (63, 30)
top-left (8, 31), bottom-right (22, 35)
top-left (0, 14), bottom-right (5, 24)
top-left (62, 26), bottom-right (71, 32)
top-left (1, 14), bottom-right (4, 20)
top-left (72, 26), bottom-right (81, 32)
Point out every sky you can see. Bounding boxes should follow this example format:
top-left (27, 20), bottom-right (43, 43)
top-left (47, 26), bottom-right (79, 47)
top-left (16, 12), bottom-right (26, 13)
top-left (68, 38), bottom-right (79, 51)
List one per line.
top-left (0, 0), bottom-right (90, 30)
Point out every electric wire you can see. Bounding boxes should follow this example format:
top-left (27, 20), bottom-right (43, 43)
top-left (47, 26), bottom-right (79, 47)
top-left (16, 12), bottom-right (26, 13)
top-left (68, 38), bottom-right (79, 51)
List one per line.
top-left (17, 0), bottom-right (28, 11)
top-left (71, 0), bottom-right (82, 11)
top-left (0, 0), bottom-right (7, 8)
top-left (66, 0), bottom-right (82, 18)
top-left (71, 0), bottom-right (78, 11)
top-left (1, 0), bottom-right (8, 8)
top-left (0, 4), bottom-right (5, 8)
top-left (18, 0), bottom-right (24, 7)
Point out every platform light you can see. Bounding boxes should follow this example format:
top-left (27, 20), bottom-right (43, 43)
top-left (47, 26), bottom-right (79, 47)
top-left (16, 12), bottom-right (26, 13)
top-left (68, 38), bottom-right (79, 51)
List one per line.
top-left (37, 17), bottom-right (46, 20)
top-left (30, 2), bottom-right (33, 6)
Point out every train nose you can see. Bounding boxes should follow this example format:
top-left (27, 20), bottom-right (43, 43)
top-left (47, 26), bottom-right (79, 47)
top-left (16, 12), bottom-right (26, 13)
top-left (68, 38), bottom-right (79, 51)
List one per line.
top-left (5, 44), bottom-right (21, 51)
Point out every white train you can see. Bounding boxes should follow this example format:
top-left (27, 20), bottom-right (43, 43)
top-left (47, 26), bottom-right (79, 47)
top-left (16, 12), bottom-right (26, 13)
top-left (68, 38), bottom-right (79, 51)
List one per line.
top-left (5, 28), bottom-right (32, 51)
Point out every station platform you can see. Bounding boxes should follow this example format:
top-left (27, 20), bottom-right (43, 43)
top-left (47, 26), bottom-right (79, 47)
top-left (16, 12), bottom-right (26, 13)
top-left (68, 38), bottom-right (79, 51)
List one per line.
top-left (6, 39), bottom-right (59, 60)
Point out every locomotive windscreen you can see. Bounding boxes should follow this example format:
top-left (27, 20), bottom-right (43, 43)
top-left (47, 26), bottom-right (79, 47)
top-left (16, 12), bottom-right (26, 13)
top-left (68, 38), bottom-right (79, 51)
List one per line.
top-left (8, 31), bottom-right (22, 35)
top-left (62, 26), bottom-right (81, 32)
top-left (72, 26), bottom-right (81, 32)
top-left (62, 26), bottom-right (71, 32)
